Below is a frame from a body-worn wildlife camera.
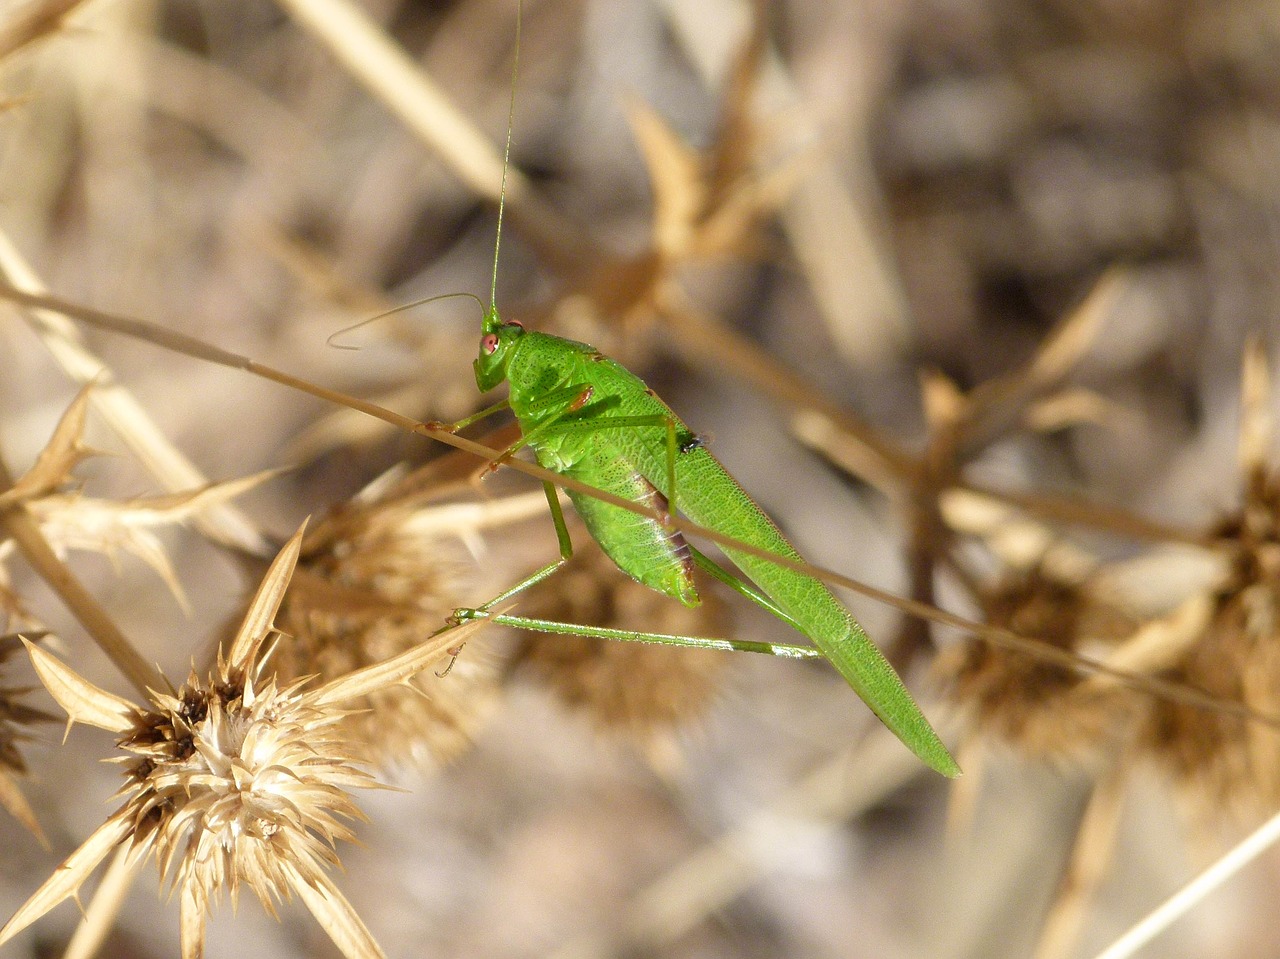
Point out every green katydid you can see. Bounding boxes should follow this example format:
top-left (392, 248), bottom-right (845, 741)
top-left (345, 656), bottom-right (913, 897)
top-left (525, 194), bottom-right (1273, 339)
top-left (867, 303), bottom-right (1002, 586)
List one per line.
top-left (419, 9), bottom-right (959, 779)
top-left (443, 304), bottom-right (959, 777)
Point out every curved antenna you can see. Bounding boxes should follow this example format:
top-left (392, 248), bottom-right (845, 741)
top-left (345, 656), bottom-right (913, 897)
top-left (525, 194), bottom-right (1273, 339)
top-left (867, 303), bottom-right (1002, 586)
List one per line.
top-left (489, 0), bottom-right (522, 313)
top-left (326, 291), bottom-right (486, 350)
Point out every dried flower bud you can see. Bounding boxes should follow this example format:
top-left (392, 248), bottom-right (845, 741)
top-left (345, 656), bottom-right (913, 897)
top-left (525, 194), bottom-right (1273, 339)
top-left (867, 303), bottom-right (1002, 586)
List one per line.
top-left (1145, 468), bottom-right (1280, 819)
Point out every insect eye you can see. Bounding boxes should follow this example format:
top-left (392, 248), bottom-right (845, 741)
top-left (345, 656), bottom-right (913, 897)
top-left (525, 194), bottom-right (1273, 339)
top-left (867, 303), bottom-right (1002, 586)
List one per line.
top-left (481, 333), bottom-right (500, 354)
top-left (506, 320), bottom-right (524, 330)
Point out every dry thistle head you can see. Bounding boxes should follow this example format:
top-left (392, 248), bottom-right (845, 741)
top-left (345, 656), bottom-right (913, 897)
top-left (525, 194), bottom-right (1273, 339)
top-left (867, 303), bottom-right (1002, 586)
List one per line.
top-left (3, 386), bottom-right (271, 607)
top-left (271, 476), bottom-right (518, 769)
top-left (116, 666), bottom-right (372, 920)
top-left (1136, 344), bottom-right (1280, 820)
top-left (1140, 467), bottom-right (1280, 820)
top-left (510, 540), bottom-right (728, 768)
top-left (0, 525), bottom-right (483, 959)
top-left (941, 567), bottom-right (1133, 763)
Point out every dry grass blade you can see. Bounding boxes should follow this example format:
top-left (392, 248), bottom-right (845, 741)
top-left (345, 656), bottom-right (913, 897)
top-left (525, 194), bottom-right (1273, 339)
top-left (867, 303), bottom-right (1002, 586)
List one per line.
top-left (272, 0), bottom-right (580, 264)
top-left (272, 0), bottom-right (503, 196)
top-left (1033, 765), bottom-right (1130, 959)
top-left (1091, 808), bottom-right (1280, 959)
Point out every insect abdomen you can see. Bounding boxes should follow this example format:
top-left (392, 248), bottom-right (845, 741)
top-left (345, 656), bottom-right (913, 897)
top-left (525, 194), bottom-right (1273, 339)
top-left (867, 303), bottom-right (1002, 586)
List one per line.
top-left (560, 452), bottom-right (698, 608)
top-left (664, 449), bottom-right (957, 776)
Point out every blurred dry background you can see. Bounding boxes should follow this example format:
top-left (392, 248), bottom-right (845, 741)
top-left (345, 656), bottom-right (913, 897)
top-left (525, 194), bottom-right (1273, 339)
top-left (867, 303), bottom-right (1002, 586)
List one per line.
top-left (1, 0), bottom-right (1280, 957)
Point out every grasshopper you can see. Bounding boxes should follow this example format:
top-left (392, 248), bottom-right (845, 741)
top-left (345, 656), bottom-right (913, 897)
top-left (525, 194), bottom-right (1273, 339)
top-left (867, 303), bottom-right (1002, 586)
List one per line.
top-left (420, 7), bottom-right (959, 778)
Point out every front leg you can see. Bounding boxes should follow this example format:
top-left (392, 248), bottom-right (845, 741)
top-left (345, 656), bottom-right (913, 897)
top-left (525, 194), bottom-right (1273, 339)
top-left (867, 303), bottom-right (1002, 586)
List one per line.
top-left (440, 480), bottom-right (576, 675)
top-left (422, 396), bottom-right (512, 434)
top-left (481, 383), bottom-right (597, 474)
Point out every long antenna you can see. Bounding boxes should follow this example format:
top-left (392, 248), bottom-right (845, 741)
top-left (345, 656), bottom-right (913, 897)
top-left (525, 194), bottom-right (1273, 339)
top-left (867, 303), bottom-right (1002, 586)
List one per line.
top-left (490, 1), bottom-right (522, 311)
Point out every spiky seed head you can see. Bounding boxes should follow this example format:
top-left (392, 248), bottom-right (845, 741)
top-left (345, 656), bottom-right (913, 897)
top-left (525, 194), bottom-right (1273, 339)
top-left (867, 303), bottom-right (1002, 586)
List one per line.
top-left (274, 505), bottom-right (499, 769)
top-left (1, 527), bottom-right (394, 959)
top-left (117, 662), bottom-right (372, 913)
top-left (1143, 467), bottom-right (1280, 820)
top-left (511, 542), bottom-right (728, 766)
top-left (941, 569), bottom-right (1134, 763)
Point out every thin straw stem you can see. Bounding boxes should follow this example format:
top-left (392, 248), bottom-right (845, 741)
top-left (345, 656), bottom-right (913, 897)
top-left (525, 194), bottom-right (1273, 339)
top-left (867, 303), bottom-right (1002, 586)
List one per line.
top-left (1092, 808), bottom-right (1280, 959)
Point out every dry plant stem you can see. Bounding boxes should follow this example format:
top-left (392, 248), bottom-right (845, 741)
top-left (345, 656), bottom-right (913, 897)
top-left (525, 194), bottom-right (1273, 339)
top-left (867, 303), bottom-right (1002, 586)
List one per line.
top-left (793, 413), bottom-right (1205, 549)
top-left (2, 283), bottom-right (1274, 732)
top-left (897, 404), bottom-right (962, 660)
top-left (897, 262), bottom-right (1119, 658)
top-left (956, 481), bottom-right (1209, 549)
top-left (1034, 764), bottom-right (1130, 959)
top-left (944, 736), bottom-right (987, 839)
top-left (0, 230), bottom-right (269, 556)
top-left (953, 269), bottom-right (1129, 458)
top-left (1091, 808), bottom-right (1280, 959)
top-left (272, 0), bottom-right (585, 270)
top-left (663, 298), bottom-right (913, 488)
top-left (548, 717), bottom-right (956, 959)
top-left (0, 0), bottom-right (86, 61)
top-left (61, 846), bottom-right (140, 959)
top-left (0, 455), bottom-right (161, 696)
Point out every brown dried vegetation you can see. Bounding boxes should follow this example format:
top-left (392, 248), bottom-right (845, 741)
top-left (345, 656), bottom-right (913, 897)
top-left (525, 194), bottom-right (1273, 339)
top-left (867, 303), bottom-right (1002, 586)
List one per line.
top-left (2, 1), bottom-right (1280, 959)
